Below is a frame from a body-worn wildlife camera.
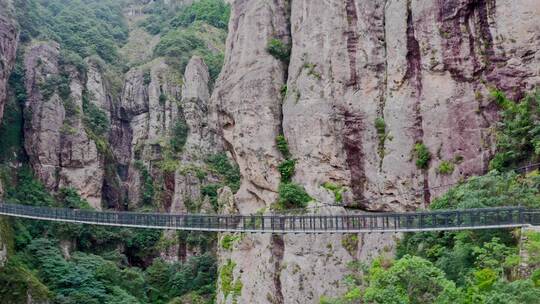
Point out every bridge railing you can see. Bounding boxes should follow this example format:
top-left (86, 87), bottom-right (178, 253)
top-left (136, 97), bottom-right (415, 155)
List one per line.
top-left (0, 203), bottom-right (536, 232)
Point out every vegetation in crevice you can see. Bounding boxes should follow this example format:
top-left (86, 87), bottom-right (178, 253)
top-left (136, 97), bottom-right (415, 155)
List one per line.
top-left (134, 160), bottom-right (156, 207)
top-left (220, 259), bottom-right (242, 302)
top-left (170, 119), bottom-right (189, 153)
top-left (341, 234), bottom-right (359, 257)
top-left (374, 117), bottom-right (388, 161)
top-left (322, 182), bottom-right (345, 203)
top-left (413, 142), bottom-right (431, 170)
top-left (437, 160), bottom-right (455, 175)
top-left (220, 233), bottom-right (242, 251)
top-left (274, 135), bottom-right (311, 209)
top-left (267, 38), bottom-right (291, 63)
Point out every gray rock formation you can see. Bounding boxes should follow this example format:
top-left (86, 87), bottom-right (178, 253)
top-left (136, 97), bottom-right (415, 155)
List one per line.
top-left (23, 42), bottom-right (104, 209)
top-left (215, 0), bottom-right (540, 303)
top-left (211, 0), bottom-right (290, 214)
top-left (0, 0), bottom-right (19, 124)
top-left (111, 58), bottom-right (181, 208)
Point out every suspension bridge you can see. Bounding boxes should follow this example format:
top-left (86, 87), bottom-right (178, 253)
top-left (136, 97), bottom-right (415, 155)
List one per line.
top-left (2, 163), bottom-right (540, 233)
top-left (1, 203), bottom-right (539, 233)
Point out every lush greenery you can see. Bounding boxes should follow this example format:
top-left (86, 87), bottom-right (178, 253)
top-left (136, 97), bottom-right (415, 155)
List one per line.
top-left (140, 0), bottom-right (230, 34)
top-left (169, 0), bottom-right (230, 30)
top-left (0, 168), bottom-right (217, 304)
top-left (14, 0), bottom-right (128, 63)
top-left (140, 0), bottom-right (229, 82)
top-left (489, 89), bottom-right (540, 170)
top-left (324, 170), bottom-right (540, 304)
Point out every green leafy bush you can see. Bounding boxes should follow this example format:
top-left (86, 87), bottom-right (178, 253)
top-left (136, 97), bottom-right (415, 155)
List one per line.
top-left (489, 89), bottom-right (540, 170)
top-left (170, 0), bottom-right (231, 29)
top-left (278, 159), bottom-right (296, 182)
top-left (206, 153), bottom-right (241, 192)
top-left (414, 142), bottom-right (431, 169)
top-left (363, 255), bottom-right (461, 304)
top-left (276, 135), bottom-right (291, 158)
top-left (277, 183), bottom-right (312, 209)
top-left (437, 161), bottom-right (455, 175)
top-left (267, 38), bottom-right (291, 63)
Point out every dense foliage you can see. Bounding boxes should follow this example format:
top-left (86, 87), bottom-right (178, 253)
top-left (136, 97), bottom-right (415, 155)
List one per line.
top-left (0, 169), bottom-right (217, 303)
top-left (153, 23), bottom-right (225, 82)
top-left (489, 89), bottom-right (540, 170)
top-left (170, 0), bottom-right (231, 30)
top-left (140, 0), bottom-right (230, 34)
top-left (14, 0), bottom-right (128, 63)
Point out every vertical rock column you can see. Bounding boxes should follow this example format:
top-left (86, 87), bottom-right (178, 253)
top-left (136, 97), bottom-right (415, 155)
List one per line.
top-left (211, 0), bottom-right (290, 213)
top-left (23, 42), bottom-right (104, 209)
top-left (212, 0), bottom-right (291, 303)
top-left (0, 0), bottom-right (19, 124)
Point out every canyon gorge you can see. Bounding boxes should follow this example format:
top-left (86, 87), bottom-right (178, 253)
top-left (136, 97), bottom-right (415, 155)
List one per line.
top-left (0, 0), bottom-right (539, 303)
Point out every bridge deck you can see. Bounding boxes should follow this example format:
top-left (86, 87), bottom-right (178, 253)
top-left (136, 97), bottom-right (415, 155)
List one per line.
top-left (1, 203), bottom-right (539, 233)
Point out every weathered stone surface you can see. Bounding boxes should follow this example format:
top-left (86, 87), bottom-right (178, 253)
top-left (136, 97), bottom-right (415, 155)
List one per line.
top-left (0, 0), bottom-right (18, 124)
top-left (284, 0), bottom-right (540, 212)
top-left (112, 58), bottom-right (181, 208)
top-left (182, 56), bottom-right (214, 156)
top-left (85, 58), bottom-right (112, 117)
top-left (23, 42), bottom-right (104, 209)
top-left (23, 42), bottom-right (65, 190)
top-left (215, 0), bottom-right (540, 303)
top-left (211, 0), bottom-right (290, 213)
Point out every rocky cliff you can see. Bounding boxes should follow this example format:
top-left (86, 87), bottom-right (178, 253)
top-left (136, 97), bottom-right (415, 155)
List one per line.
top-left (0, 0), bottom-right (18, 125)
top-left (213, 0), bottom-right (540, 303)
top-left (23, 42), bottom-right (104, 209)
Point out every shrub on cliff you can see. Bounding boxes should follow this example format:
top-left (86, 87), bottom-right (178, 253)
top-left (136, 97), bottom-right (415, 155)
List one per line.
top-left (414, 142), bottom-right (431, 169)
top-left (277, 182), bottom-right (312, 209)
top-left (489, 89), bottom-right (540, 171)
top-left (267, 38), bottom-right (291, 63)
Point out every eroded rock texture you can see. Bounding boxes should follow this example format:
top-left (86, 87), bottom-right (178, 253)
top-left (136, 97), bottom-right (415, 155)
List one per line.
top-left (0, 0), bottom-right (19, 123)
top-left (282, 0), bottom-right (540, 211)
top-left (215, 0), bottom-right (540, 303)
top-left (211, 0), bottom-right (290, 213)
top-left (23, 42), bottom-right (104, 209)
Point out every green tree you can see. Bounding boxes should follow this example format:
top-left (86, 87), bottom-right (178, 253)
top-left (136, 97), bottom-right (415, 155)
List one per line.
top-left (363, 255), bottom-right (462, 304)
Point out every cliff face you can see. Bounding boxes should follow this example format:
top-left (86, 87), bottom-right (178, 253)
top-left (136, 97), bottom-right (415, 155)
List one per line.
top-left (214, 0), bottom-right (540, 303)
top-left (0, 0), bottom-right (18, 125)
top-left (23, 42), bottom-right (104, 209)
top-left (283, 0), bottom-right (540, 211)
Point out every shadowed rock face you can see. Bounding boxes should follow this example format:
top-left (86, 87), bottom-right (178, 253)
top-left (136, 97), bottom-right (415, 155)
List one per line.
top-left (215, 0), bottom-right (540, 303)
top-left (0, 0), bottom-right (19, 124)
